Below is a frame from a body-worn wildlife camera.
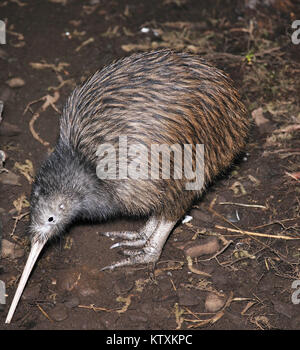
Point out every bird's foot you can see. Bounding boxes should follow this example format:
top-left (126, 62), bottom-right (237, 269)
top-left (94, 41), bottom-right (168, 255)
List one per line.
top-left (101, 218), bottom-right (176, 271)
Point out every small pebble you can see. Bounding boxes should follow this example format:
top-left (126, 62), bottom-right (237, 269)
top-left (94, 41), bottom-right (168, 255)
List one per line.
top-left (57, 269), bottom-right (81, 292)
top-left (140, 27), bottom-right (150, 33)
top-left (113, 276), bottom-right (134, 294)
top-left (48, 304), bottom-right (69, 322)
top-left (64, 296), bottom-right (80, 309)
top-left (205, 292), bottom-right (226, 312)
top-left (6, 77), bottom-right (25, 88)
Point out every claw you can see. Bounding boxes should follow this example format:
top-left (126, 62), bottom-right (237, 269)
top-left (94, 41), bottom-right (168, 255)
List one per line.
top-left (101, 218), bottom-right (176, 271)
top-left (110, 242), bottom-right (120, 249)
top-left (101, 264), bottom-right (115, 271)
top-left (101, 249), bottom-right (160, 271)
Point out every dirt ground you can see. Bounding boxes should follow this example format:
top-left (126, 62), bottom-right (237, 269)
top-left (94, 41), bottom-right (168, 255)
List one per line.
top-left (0, 0), bottom-right (300, 331)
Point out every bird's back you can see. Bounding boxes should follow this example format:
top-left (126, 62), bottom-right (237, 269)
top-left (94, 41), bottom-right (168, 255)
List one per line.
top-left (58, 50), bottom-right (249, 219)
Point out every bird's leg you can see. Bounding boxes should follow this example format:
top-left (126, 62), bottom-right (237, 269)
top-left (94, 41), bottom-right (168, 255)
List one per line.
top-left (103, 216), bottom-right (158, 247)
top-left (102, 218), bottom-right (176, 270)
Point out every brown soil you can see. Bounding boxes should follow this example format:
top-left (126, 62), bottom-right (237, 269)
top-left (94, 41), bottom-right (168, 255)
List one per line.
top-left (0, 0), bottom-right (300, 330)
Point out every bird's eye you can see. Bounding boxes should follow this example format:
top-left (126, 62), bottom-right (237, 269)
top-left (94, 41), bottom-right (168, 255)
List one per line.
top-left (48, 217), bottom-right (54, 222)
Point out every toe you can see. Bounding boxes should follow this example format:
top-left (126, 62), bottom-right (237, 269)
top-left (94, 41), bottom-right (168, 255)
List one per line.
top-left (103, 231), bottom-right (140, 240)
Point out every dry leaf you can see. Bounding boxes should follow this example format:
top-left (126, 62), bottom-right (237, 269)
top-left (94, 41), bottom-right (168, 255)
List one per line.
top-left (116, 294), bottom-right (134, 314)
top-left (14, 160), bottom-right (34, 184)
top-left (13, 193), bottom-right (30, 213)
top-left (285, 171), bottom-right (300, 181)
top-left (230, 181), bottom-right (247, 195)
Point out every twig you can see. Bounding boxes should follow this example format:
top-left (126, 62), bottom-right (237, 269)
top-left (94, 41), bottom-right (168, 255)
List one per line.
top-left (25, 92), bottom-right (60, 148)
top-left (23, 97), bottom-right (44, 115)
top-left (252, 217), bottom-right (298, 230)
top-left (219, 202), bottom-right (267, 209)
top-left (10, 211), bottom-right (30, 237)
top-left (215, 225), bottom-right (300, 240)
top-left (78, 294), bottom-right (135, 314)
top-left (24, 92), bottom-right (60, 115)
top-left (78, 304), bottom-right (115, 313)
top-left (36, 303), bottom-right (53, 322)
top-left (75, 37), bottom-right (94, 52)
top-left (29, 113), bottom-right (50, 147)
top-left (207, 206), bottom-right (296, 265)
top-left (186, 256), bottom-right (211, 277)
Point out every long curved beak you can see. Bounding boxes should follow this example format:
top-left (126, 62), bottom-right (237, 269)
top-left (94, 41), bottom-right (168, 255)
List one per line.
top-left (5, 240), bottom-right (46, 324)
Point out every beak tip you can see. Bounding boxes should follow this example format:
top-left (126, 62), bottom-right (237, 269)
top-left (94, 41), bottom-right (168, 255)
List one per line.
top-left (4, 240), bottom-right (46, 324)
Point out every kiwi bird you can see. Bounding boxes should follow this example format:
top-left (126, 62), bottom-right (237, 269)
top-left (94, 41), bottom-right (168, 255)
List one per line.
top-left (5, 50), bottom-right (249, 323)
